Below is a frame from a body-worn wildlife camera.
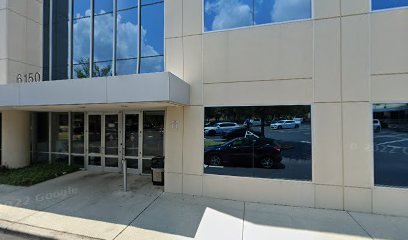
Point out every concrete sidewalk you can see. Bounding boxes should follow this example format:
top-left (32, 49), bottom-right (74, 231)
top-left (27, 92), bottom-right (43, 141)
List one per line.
top-left (0, 171), bottom-right (407, 240)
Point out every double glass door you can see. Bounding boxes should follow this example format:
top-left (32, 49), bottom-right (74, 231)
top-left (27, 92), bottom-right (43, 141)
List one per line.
top-left (87, 112), bottom-right (142, 173)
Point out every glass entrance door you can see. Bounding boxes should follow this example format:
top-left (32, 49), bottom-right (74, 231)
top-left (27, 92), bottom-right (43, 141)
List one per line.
top-left (86, 111), bottom-right (164, 174)
top-left (123, 113), bottom-right (141, 174)
top-left (87, 113), bottom-right (121, 172)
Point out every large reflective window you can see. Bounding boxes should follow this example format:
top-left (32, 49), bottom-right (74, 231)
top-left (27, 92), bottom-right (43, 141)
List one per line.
top-left (143, 111), bottom-right (164, 157)
top-left (374, 103), bottom-right (408, 187)
top-left (43, 1), bottom-right (50, 81)
top-left (204, 0), bottom-right (312, 32)
top-left (73, 0), bottom-right (91, 18)
top-left (93, 0), bottom-right (113, 77)
top-left (140, 1), bottom-right (164, 73)
top-left (372, 0), bottom-right (408, 11)
top-left (204, 106), bottom-right (312, 180)
top-left (45, 0), bottom-right (164, 79)
top-left (116, 7), bottom-right (138, 75)
top-left (73, 0), bottom-right (91, 79)
top-left (51, 0), bottom-right (69, 80)
top-left (118, 0), bottom-right (138, 10)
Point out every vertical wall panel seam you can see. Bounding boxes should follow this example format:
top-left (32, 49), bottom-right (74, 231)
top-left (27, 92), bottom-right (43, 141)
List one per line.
top-left (339, 0), bottom-right (345, 211)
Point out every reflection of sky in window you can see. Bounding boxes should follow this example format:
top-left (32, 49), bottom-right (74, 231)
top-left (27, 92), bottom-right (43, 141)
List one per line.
top-left (372, 0), bottom-right (408, 10)
top-left (141, 3), bottom-right (164, 56)
top-left (118, 0), bottom-right (138, 10)
top-left (117, 9), bottom-right (138, 59)
top-left (94, 13), bottom-right (113, 62)
top-left (95, 0), bottom-right (113, 14)
top-left (204, 0), bottom-right (252, 31)
top-left (73, 0), bottom-right (90, 18)
top-left (204, 0), bottom-right (311, 31)
top-left (72, 0), bottom-right (164, 75)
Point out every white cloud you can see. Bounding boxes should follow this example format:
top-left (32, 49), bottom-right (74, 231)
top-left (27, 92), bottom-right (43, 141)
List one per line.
top-left (271, 0), bottom-right (311, 23)
top-left (73, 10), bottom-right (162, 74)
top-left (205, 0), bottom-right (252, 31)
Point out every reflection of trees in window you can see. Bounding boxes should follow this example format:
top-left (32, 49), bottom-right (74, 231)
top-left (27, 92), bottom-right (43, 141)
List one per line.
top-left (205, 106), bottom-right (311, 137)
top-left (45, 0), bottom-right (164, 80)
top-left (73, 58), bottom-right (112, 78)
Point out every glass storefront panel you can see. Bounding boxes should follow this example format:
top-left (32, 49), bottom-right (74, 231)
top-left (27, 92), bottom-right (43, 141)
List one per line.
top-left (71, 113), bottom-right (84, 154)
top-left (105, 157), bottom-right (119, 168)
top-left (125, 114), bottom-right (139, 157)
top-left (142, 158), bottom-right (152, 174)
top-left (127, 158), bottom-right (138, 169)
top-left (51, 113), bottom-right (69, 153)
top-left (105, 115), bottom-right (119, 155)
top-left (89, 156), bottom-right (102, 166)
top-left (88, 115), bottom-right (102, 154)
top-left (32, 113), bottom-right (49, 163)
top-left (51, 154), bottom-right (69, 164)
top-left (374, 103), bottom-right (408, 187)
top-left (143, 111), bottom-right (164, 157)
top-left (72, 155), bottom-right (85, 168)
top-left (204, 106), bottom-right (312, 180)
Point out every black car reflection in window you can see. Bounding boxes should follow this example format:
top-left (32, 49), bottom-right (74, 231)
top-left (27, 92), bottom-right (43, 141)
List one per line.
top-left (204, 137), bottom-right (282, 169)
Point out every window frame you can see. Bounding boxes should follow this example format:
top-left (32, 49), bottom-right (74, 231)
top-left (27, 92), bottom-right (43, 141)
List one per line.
top-left (370, 0), bottom-right (408, 12)
top-left (47, 0), bottom-right (165, 81)
top-left (202, 0), bottom-right (314, 33)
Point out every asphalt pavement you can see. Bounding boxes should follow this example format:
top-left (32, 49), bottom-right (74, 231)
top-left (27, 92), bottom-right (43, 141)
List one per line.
top-left (374, 129), bottom-right (408, 187)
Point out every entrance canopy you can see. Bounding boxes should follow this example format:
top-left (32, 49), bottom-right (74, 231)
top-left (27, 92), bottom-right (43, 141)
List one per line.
top-left (0, 72), bottom-right (190, 110)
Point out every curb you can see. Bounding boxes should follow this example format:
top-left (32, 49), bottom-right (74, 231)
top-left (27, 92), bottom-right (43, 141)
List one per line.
top-left (0, 220), bottom-right (102, 240)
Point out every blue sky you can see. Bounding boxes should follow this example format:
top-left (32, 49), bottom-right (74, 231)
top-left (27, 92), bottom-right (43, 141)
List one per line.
top-left (204, 0), bottom-right (311, 31)
top-left (72, 0), bottom-right (164, 73)
top-left (372, 0), bottom-right (408, 10)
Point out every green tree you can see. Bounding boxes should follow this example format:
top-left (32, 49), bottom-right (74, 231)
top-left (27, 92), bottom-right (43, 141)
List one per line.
top-left (73, 58), bottom-right (111, 78)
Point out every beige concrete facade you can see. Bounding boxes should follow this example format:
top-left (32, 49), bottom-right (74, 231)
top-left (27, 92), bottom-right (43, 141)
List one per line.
top-left (0, 0), bottom-right (407, 217)
top-left (0, 0), bottom-right (42, 168)
top-left (163, 0), bottom-right (408, 217)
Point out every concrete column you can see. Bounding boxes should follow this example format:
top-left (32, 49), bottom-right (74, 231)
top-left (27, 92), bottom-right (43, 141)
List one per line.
top-left (1, 111), bottom-right (31, 168)
top-left (164, 107), bottom-right (184, 194)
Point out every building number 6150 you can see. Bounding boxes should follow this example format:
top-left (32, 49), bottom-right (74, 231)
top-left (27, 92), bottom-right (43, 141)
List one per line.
top-left (17, 72), bottom-right (41, 83)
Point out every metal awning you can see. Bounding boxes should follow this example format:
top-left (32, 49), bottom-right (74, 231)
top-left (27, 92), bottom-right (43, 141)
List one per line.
top-left (0, 72), bottom-right (190, 110)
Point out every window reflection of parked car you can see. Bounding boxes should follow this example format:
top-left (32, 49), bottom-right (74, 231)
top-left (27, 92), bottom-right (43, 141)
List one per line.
top-left (270, 120), bottom-right (299, 129)
top-left (373, 119), bottom-right (382, 132)
top-left (293, 118), bottom-right (303, 125)
top-left (204, 137), bottom-right (282, 169)
top-left (250, 118), bottom-right (262, 126)
top-left (222, 128), bottom-right (261, 140)
top-left (204, 122), bottom-right (240, 136)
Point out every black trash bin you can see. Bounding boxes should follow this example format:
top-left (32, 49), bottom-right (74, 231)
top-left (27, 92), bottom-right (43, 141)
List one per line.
top-left (151, 156), bottom-right (165, 186)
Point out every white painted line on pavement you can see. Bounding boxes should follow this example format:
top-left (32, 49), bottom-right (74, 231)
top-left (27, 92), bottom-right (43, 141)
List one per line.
top-left (377, 138), bottom-right (408, 146)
